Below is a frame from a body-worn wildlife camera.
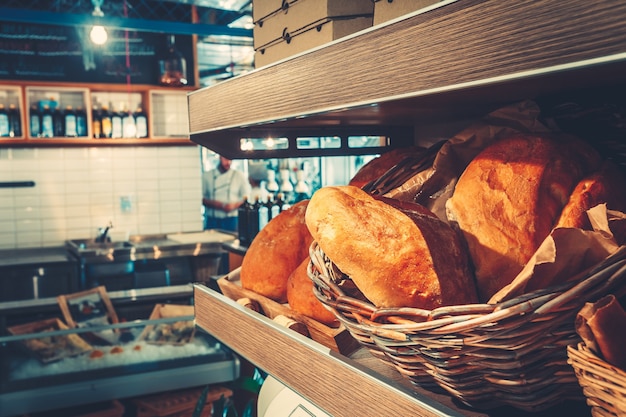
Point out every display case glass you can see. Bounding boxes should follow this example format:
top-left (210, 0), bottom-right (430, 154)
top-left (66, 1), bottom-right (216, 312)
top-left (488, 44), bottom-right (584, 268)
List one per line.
top-left (0, 286), bottom-right (240, 417)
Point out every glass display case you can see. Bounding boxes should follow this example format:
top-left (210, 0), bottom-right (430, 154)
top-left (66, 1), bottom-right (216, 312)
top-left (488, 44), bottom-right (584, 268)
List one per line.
top-left (0, 285), bottom-right (240, 417)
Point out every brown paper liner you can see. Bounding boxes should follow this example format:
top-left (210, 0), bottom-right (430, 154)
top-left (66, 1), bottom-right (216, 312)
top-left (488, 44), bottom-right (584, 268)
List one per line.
top-left (576, 294), bottom-right (626, 370)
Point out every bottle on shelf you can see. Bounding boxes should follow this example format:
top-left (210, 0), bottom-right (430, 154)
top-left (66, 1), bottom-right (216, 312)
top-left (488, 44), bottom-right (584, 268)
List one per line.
top-left (237, 196), bottom-right (252, 246)
top-left (92, 106), bottom-right (102, 138)
top-left (41, 105), bottom-right (54, 138)
top-left (247, 196), bottom-right (261, 243)
top-left (8, 104), bottom-right (21, 138)
top-left (0, 104), bottom-right (9, 137)
top-left (64, 105), bottom-right (77, 137)
top-left (134, 107), bottom-right (148, 138)
top-left (29, 105), bottom-right (41, 138)
top-left (111, 106), bottom-right (123, 138)
top-left (274, 193), bottom-right (285, 215)
top-left (76, 106), bottom-right (88, 137)
top-left (52, 106), bottom-right (64, 137)
top-left (122, 108), bottom-right (136, 138)
top-left (267, 193), bottom-right (278, 221)
top-left (258, 195), bottom-right (270, 231)
top-left (266, 169), bottom-right (279, 194)
top-left (159, 34), bottom-right (188, 87)
top-left (293, 169), bottom-right (310, 203)
top-left (100, 105), bottom-right (112, 138)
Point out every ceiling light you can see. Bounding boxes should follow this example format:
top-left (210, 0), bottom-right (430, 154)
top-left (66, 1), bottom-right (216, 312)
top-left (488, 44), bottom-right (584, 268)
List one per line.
top-left (90, 0), bottom-right (108, 45)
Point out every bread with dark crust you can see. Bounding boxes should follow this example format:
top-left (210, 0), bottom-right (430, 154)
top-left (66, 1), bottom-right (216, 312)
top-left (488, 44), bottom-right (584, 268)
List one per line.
top-left (305, 185), bottom-right (477, 309)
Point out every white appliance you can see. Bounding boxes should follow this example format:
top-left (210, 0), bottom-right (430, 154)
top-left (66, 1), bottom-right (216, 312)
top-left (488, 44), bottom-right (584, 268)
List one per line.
top-left (257, 375), bottom-right (332, 417)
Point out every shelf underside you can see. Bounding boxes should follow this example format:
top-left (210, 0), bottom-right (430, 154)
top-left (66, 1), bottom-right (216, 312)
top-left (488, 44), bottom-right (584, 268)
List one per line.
top-left (188, 0), bottom-right (626, 158)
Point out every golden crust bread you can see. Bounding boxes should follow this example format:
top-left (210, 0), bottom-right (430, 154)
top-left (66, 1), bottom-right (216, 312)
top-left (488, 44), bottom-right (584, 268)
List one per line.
top-left (287, 258), bottom-right (337, 326)
top-left (556, 161), bottom-right (626, 230)
top-left (305, 185), bottom-right (477, 309)
top-left (240, 200), bottom-right (313, 302)
top-left (446, 134), bottom-right (601, 302)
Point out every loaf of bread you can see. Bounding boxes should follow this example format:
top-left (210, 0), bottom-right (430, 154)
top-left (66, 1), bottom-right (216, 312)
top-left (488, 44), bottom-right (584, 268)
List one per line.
top-left (305, 185), bottom-right (477, 309)
top-left (446, 134), bottom-right (602, 301)
top-left (240, 200), bottom-right (314, 303)
top-left (287, 258), bottom-right (337, 326)
top-left (556, 161), bottom-right (626, 230)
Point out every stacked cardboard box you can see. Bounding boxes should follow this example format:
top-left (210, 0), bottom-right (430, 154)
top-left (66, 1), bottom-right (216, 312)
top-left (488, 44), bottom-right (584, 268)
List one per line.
top-left (253, 0), bottom-right (374, 68)
top-left (373, 0), bottom-right (442, 26)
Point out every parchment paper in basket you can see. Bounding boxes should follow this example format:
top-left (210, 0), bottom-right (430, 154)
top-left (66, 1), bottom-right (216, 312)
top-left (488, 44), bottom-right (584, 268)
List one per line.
top-left (575, 294), bottom-right (626, 370)
top-left (383, 100), bottom-right (553, 220)
top-left (490, 204), bottom-right (624, 304)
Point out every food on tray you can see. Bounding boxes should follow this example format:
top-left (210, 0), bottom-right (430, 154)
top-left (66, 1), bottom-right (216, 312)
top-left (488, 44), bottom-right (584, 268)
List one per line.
top-left (305, 185), bottom-right (477, 309)
top-left (241, 200), bottom-right (314, 302)
top-left (287, 258), bottom-right (337, 326)
top-left (576, 294), bottom-right (626, 370)
top-left (89, 349), bottom-right (104, 359)
top-left (110, 346), bottom-right (124, 354)
top-left (446, 133), bottom-right (602, 301)
top-left (8, 318), bottom-right (93, 364)
top-left (144, 320), bottom-right (195, 344)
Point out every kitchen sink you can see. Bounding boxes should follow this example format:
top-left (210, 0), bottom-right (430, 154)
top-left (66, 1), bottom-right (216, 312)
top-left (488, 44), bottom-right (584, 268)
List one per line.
top-left (65, 239), bottom-right (136, 261)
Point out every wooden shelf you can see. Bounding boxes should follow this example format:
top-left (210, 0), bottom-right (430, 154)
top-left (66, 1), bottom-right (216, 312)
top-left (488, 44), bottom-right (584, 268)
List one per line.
top-left (0, 81), bottom-right (196, 147)
top-left (194, 284), bottom-right (590, 417)
top-left (194, 284), bottom-right (475, 417)
top-left (188, 0), bottom-right (626, 159)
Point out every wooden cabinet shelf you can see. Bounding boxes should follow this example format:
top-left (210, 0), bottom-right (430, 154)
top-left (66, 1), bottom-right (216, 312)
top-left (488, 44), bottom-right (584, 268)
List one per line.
top-left (0, 81), bottom-right (196, 146)
top-left (188, 0), bottom-right (626, 159)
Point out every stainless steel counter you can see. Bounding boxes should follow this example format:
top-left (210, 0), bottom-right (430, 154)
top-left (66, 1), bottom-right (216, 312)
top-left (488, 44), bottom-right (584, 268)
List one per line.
top-left (0, 247), bottom-right (72, 268)
top-left (66, 230), bottom-right (237, 264)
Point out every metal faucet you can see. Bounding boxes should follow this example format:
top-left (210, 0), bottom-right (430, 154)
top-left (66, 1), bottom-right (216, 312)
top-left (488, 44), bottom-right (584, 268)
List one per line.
top-left (95, 221), bottom-right (113, 243)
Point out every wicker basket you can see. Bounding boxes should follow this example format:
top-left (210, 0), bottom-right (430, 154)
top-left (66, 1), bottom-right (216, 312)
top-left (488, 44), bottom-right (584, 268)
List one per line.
top-left (307, 242), bottom-right (626, 412)
top-left (568, 342), bottom-right (626, 417)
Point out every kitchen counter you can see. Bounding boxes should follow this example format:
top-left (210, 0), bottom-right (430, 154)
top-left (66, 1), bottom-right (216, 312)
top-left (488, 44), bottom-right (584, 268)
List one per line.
top-left (0, 247), bottom-right (73, 268)
top-left (66, 230), bottom-right (237, 264)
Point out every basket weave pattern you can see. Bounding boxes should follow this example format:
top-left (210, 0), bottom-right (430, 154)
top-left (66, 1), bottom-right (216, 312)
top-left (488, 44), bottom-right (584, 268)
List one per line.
top-left (307, 242), bottom-right (626, 412)
top-left (568, 343), bottom-right (626, 417)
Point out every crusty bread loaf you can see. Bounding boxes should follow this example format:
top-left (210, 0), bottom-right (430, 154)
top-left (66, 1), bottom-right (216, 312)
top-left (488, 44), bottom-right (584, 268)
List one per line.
top-left (446, 134), bottom-right (601, 302)
top-left (240, 200), bottom-right (313, 303)
top-left (287, 258), bottom-right (337, 326)
top-left (305, 185), bottom-right (477, 309)
top-left (556, 161), bottom-right (626, 230)
top-left (349, 146), bottom-right (426, 189)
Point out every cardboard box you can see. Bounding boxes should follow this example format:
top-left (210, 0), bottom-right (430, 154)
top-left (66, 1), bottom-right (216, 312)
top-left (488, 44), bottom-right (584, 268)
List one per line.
top-left (254, 16), bottom-right (372, 68)
top-left (253, 0), bottom-right (374, 50)
top-left (373, 0), bottom-right (441, 26)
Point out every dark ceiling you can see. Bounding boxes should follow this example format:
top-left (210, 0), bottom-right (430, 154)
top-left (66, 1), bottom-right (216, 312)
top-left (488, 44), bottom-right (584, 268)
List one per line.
top-left (0, 0), bottom-right (255, 86)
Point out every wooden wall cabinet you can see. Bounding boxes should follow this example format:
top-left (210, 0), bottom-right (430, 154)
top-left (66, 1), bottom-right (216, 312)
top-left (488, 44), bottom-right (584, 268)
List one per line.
top-left (0, 81), bottom-right (195, 147)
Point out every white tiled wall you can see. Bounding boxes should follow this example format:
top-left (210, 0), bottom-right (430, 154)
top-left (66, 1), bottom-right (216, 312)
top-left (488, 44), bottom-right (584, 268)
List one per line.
top-left (0, 146), bottom-right (203, 249)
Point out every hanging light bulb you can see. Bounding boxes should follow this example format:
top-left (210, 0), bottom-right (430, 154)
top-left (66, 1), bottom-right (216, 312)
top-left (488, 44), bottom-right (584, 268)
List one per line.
top-left (90, 0), bottom-right (108, 45)
top-left (90, 25), bottom-right (107, 45)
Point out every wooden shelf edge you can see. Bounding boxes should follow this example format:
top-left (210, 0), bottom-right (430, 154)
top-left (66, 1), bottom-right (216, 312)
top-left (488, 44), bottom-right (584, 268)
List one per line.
top-left (188, 0), bottom-right (626, 135)
top-left (0, 138), bottom-right (196, 147)
top-left (193, 283), bottom-right (469, 417)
